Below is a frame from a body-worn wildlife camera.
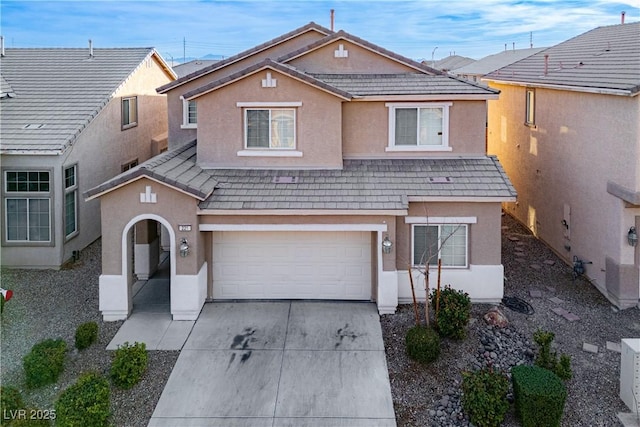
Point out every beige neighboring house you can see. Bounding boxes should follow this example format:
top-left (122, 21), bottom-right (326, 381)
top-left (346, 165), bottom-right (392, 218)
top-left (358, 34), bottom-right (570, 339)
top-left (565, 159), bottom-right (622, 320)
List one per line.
top-left (485, 22), bottom-right (640, 309)
top-left (85, 22), bottom-right (516, 321)
top-left (0, 45), bottom-right (176, 268)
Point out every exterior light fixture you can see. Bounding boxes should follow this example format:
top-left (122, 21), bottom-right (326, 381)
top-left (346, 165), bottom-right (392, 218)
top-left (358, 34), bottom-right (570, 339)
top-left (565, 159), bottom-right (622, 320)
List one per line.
top-left (382, 235), bottom-right (393, 254)
top-left (628, 226), bottom-right (638, 247)
top-left (179, 238), bottom-right (190, 257)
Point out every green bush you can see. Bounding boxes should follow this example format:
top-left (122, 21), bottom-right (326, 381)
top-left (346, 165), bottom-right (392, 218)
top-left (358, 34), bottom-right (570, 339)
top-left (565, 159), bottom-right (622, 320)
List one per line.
top-left (55, 372), bottom-right (110, 427)
top-left (432, 285), bottom-right (471, 339)
top-left (23, 339), bottom-right (67, 388)
top-left (1, 386), bottom-right (25, 425)
top-left (462, 366), bottom-right (510, 427)
top-left (405, 325), bottom-right (440, 364)
top-left (533, 329), bottom-right (572, 380)
top-left (110, 341), bottom-right (148, 389)
top-left (512, 365), bottom-right (567, 427)
top-left (10, 410), bottom-right (51, 426)
top-left (74, 322), bottom-right (98, 351)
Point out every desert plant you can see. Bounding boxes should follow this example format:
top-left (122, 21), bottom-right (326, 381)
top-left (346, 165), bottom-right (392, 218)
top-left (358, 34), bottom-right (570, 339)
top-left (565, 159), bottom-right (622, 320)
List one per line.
top-left (462, 366), bottom-right (510, 427)
top-left (512, 364), bottom-right (567, 427)
top-left (432, 285), bottom-right (471, 339)
top-left (533, 329), bottom-right (572, 380)
top-left (110, 341), bottom-right (148, 389)
top-left (405, 325), bottom-right (440, 364)
top-left (55, 372), bottom-right (110, 427)
top-left (1, 386), bottom-right (25, 425)
top-left (23, 339), bottom-right (67, 388)
top-left (75, 321), bottom-right (98, 351)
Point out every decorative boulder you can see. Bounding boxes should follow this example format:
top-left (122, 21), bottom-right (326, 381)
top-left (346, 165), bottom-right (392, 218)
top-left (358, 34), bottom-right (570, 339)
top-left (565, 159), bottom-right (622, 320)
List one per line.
top-left (484, 307), bottom-right (509, 327)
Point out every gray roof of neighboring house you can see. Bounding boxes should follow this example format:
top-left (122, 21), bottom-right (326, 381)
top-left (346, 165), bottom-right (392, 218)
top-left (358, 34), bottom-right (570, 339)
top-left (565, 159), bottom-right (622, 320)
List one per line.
top-left (0, 47), bottom-right (174, 155)
top-left (173, 59), bottom-right (219, 78)
top-left (85, 140), bottom-right (516, 208)
top-left (429, 55), bottom-right (476, 72)
top-left (453, 48), bottom-right (547, 76)
top-left (311, 73), bottom-right (499, 96)
top-left (84, 140), bottom-right (218, 201)
top-left (484, 22), bottom-right (640, 95)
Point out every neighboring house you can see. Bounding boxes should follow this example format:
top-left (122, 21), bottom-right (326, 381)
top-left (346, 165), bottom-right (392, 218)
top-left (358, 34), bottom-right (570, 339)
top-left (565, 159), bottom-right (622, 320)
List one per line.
top-left (0, 45), bottom-right (176, 268)
top-left (173, 59), bottom-right (219, 78)
top-left (452, 47), bottom-right (546, 83)
top-left (484, 22), bottom-right (640, 309)
top-left (427, 55), bottom-right (475, 73)
top-left (85, 22), bottom-right (516, 321)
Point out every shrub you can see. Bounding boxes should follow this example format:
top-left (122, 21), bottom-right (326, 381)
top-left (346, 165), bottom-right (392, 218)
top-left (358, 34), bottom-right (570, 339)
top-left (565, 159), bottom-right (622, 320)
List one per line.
top-left (405, 325), bottom-right (440, 364)
top-left (512, 364), bottom-right (567, 427)
top-left (432, 285), bottom-right (471, 339)
top-left (533, 329), bottom-right (572, 380)
top-left (55, 372), bottom-right (110, 427)
top-left (1, 386), bottom-right (25, 424)
top-left (110, 341), bottom-right (148, 389)
top-left (11, 410), bottom-right (51, 426)
top-left (462, 366), bottom-right (510, 427)
top-left (23, 339), bottom-right (67, 388)
top-left (75, 322), bottom-right (98, 351)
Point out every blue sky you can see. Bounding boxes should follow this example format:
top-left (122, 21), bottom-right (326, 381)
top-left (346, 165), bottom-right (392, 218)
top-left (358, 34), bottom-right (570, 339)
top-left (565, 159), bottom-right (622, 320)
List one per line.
top-left (2, 0), bottom-right (639, 64)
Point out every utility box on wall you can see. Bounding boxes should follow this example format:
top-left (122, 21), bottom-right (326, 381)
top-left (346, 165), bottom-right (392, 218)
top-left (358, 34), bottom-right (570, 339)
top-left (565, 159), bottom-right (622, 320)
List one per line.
top-left (621, 339), bottom-right (640, 411)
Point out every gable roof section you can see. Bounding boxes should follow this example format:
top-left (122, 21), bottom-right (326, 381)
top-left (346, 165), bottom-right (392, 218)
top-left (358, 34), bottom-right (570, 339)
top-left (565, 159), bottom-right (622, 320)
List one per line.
top-left (0, 48), bottom-right (176, 155)
top-left (430, 55), bottom-right (475, 72)
top-left (182, 59), bottom-right (353, 101)
top-left (484, 23), bottom-right (640, 96)
top-left (84, 140), bottom-right (218, 201)
top-left (278, 30), bottom-right (442, 75)
top-left (157, 22), bottom-right (333, 94)
top-left (453, 48), bottom-right (546, 76)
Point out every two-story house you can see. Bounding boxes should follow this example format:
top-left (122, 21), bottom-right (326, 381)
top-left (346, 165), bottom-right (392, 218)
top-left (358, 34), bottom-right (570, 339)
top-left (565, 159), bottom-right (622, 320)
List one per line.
top-left (485, 22), bottom-right (640, 309)
top-left (0, 44), bottom-right (175, 268)
top-left (85, 23), bottom-right (516, 321)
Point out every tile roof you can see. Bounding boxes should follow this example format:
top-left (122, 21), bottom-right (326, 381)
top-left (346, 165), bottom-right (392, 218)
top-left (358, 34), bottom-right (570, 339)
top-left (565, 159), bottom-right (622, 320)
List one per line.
top-left (173, 59), bottom-right (219, 78)
top-left (429, 55), bottom-right (476, 72)
top-left (452, 48), bottom-right (547, 76)
top-left (0, 47), bottom-right (172, 154)
top-left (85, 142), bottom-right (516, 209)
top-left (311, 73), bottom-right (499, 96)
top-left (484, 23), bottom-right (640, 95)
top-left (157, 22), bottom-right (333, 94)
top-left (84, 140), bottom-right (218, 201)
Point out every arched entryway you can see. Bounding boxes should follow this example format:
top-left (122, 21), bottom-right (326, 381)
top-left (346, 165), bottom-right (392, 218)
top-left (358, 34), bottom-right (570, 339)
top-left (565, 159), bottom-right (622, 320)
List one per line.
top-left (121, 214), bottom-right (176, 315)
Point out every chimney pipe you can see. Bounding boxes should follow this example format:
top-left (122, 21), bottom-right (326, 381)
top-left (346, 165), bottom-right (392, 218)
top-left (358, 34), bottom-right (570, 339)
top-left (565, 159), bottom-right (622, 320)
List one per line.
top-left (1, 36), bottom-right (4, 57)
top-left (330, 9), bottom-right (335, 31)
top-left (621, 11), bottom-right (626, 24)
top-left (89, 39), bottom-right (93, 57)
top-left (512, 42), bottom-right (515, 51)
top-left (544, 54), bottom-right (549, 76)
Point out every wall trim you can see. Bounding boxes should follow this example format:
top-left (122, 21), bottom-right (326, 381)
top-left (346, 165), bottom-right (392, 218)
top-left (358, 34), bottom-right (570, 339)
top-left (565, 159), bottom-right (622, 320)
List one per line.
top-left (200, 223), bottom-right (388, 232)
top-left (405, 216), bottom-right (478, 224)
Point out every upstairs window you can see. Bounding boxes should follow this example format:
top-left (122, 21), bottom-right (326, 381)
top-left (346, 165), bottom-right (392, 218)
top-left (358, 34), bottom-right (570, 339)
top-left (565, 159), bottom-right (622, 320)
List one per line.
top-left (122, 96), bottom-right (138, 129)
top-left (181, 99), bottom-right (197, 129)
top-left (386, 102), bottom-right (451, 151)
top-left (245, 108), bottom-right (295, 149)
top-left (4, 171), bottom-right (51, 242)
top-left (412, 224), bottom-right (467, 267)
top-left (525, 89), bottom-right (535, 126)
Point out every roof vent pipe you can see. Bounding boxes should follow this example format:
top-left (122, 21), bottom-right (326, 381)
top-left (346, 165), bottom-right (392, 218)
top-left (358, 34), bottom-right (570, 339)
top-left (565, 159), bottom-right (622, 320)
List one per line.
top-left (1, 36), bottom-right (4, 57)
top-left (621, 11), bottom-right (626, 24)
top-left (544, 54), bottom-right (549, 76)
top-left (330, 9), bottom-right (335, 31)
top-left (89, 39), bottom-right (94, 57)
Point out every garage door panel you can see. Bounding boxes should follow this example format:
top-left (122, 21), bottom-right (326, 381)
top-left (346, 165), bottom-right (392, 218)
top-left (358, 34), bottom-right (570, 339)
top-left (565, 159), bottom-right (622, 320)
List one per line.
top-left (213, 231), bottom-right (372, 300)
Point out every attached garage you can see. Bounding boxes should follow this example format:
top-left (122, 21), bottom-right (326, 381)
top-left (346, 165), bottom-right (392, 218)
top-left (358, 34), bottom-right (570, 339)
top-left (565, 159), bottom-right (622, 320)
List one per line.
top-left (212, 231), bottom-right (373, 300)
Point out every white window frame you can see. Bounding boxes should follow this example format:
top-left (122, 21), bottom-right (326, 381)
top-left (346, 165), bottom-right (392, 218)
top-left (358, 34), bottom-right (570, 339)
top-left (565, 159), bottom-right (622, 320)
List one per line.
top-left (181, 97), bottom-right (197, 129)
top-left (64, 165), bottom-right (78, 240)
top-left (243, 107), bottom-right (297, 150)
top-left (3, 170), bottom-right (52, 244)
top-left (386, 102), bottom-right (452, 152)
top-left (411, 223), bottom-right (468, 268)
top-left (525, 89), bottom-right (535, 126)
top-left (121, 96), bottom-right (138, 130)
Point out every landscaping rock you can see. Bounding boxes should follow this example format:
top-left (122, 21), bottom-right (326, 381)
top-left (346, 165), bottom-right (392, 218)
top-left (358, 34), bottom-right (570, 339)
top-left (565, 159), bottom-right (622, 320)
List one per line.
top-left (483, 307), bottom-right (509, 328)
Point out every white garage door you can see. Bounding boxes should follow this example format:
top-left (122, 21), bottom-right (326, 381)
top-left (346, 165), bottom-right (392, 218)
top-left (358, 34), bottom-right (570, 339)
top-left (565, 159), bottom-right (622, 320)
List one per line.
top-left (212, 231), bottom-right (372, 300)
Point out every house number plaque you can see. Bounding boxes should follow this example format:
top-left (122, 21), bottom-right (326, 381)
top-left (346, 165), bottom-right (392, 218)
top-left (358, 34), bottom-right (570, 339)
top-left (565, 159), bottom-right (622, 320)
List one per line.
top-left (178, 224), bottom-right (192, 232)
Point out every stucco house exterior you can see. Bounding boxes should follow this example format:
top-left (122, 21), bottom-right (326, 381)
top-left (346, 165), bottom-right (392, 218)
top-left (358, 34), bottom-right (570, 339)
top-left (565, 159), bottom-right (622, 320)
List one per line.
top-left (86, 22), bottom-right (516, 321)
top-left (0, 45), bottom-right (176, 268)
top-left (485, 22), bottom-right (640, 309)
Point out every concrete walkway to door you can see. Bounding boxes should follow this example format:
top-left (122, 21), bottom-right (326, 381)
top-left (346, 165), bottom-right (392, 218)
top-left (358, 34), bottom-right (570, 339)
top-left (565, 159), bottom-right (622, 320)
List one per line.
top-left (148, 301), bottom-right (396, 427)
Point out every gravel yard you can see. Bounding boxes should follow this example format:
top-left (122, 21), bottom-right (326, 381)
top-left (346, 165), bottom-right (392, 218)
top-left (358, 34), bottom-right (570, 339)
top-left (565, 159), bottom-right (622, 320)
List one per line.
top-left (1, 213), bottom-right (638, 426)
top-left (381, 213), bottom-right (638, 426)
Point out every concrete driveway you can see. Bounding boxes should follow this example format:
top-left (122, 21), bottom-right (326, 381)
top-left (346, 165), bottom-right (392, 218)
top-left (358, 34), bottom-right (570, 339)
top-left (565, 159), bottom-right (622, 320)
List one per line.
top-left (148, 301), bottom-right (396, 427)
